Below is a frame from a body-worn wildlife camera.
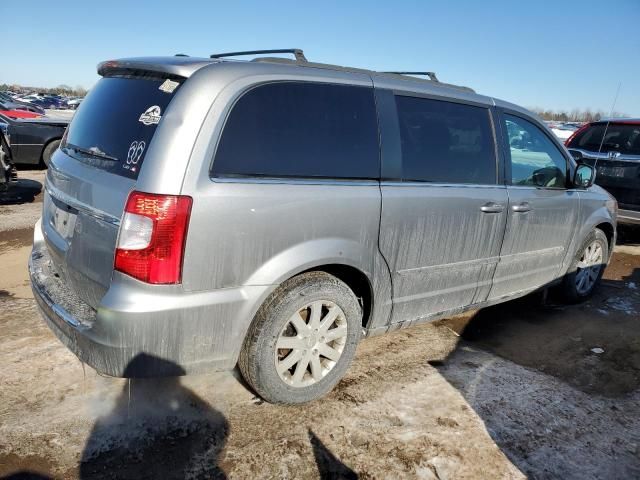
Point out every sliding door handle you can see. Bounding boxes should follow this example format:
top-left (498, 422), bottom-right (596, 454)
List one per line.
top-left (480, 202), bottom-right (505, 213)
top-left (512, 202), bottom-right (531, 213)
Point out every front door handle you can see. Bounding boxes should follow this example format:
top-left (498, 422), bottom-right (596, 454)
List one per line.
top-left (512, 202), bottom-right (531, 213)
top-left (480, 202), bottom-right (505, 213)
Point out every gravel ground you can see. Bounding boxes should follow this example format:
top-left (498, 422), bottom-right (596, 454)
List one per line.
top-left (1, 170), bottom-right (639, 479)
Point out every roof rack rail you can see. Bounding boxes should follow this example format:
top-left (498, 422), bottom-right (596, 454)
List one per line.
top-left (382, 71), bottom-right (439, 82)
top-left (210, 49), bottom-right (307, 62)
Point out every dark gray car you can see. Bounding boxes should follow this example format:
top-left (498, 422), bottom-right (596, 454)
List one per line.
top-left (29, 50), bottom-right (617, 404)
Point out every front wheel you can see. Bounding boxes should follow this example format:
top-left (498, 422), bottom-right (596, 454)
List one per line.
top-left (560, 228), bottom-right (609, 302)
top-left (239, 271), bottom-right (362, 404)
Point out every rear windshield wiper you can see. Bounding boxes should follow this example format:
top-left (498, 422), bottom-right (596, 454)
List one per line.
top-left (63, 142), bottom-right (119, 162)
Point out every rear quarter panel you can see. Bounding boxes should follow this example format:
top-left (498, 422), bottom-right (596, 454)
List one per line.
top-left (182, 181), bottom-right (381, 290)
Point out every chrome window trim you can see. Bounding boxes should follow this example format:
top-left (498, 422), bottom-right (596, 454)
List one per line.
top-left (380, 181), bottom-right (507, 189)
top-left (210, 176), bottom-right (380, 187)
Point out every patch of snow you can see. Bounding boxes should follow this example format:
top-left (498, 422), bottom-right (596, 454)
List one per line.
top-left (605, 297), bottom-right (637, 315)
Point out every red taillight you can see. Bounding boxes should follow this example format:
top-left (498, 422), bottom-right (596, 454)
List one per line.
top-left (115, 191), bottom-right (192, 284)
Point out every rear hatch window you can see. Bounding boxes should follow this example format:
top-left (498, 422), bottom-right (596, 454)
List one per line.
top-left (567, 123), bottom-right (640, 155)
top-left (62, 75), bottom-right (181, 179)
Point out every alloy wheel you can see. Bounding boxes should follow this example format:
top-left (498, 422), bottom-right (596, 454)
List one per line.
top-left (275, 300), bottom-right (348, 388)
top-left (575, 240), bottom-right (603, 295)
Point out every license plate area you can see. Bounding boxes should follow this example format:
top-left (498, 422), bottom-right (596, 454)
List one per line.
top-left (46, 194), bottom-right (78, 241)
top-left (598, 166), bottom-right (626, 178)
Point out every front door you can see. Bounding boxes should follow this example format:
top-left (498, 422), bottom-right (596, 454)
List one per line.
top-left (489, 112), bottom-right (579, 300)
top-left (377, 91), bottom-right (508, 324)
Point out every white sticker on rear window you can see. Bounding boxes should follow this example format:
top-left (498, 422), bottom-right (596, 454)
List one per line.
top-left (159, 79), bottom-right (179, 93)
top-left (122, 140), bottom-right (146, 172)
top-left (138, 105), bottom-right (162, 125)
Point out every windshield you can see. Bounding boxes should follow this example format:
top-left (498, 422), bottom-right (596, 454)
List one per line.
top-left (567, 123), bottom-right (640, 156)
top-left (62, 75), bottom-right (182, 179)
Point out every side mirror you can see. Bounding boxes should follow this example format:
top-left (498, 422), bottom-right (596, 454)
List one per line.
top-left (574, 164), bottom-right (595, 188)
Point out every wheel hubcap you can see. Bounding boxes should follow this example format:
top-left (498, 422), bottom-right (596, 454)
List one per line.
top-left (275, 300), bottom-right (348, 388)
top-left (575, 240), bottom-right (603, 295)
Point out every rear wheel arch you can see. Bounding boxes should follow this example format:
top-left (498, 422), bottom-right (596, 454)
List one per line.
top-left (299, 264), bottom-right (373, 331)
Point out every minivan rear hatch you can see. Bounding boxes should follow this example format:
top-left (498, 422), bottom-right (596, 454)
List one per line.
top-left (42, 74), bottom-right (182, 308)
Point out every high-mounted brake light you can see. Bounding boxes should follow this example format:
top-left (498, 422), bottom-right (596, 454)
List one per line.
top-left (115, 191), bottom-right (192, 284)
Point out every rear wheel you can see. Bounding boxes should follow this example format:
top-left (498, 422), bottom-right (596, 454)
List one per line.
top-left (42, 139), bottom-right (61, 168)
top-left (560, 228), bottom-right (608, 302)
top-left (239, 271), bottom-right (362, 404)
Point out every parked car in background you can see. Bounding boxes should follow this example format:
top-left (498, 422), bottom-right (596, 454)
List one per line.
top-left (66, 97), bottom-right (83, 109)
top-left (19, 95), bottom-right (63, 110)
top-left (0, 120), bottom-right (17, 191)
top-left (0, 103), bottom-right (43, 119)
top-left (0, 113), bottom-right (67, 166)
top-left (550, 123), bottom-right (580, 142)
top-left (566, 119), bottom-right (640, 224)
top-left (0, 92), bottom-right (46, 115)
top-left (30, 50), bottom-right (616, 404)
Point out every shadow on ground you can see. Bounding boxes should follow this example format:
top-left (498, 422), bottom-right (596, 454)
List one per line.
top-left (77, 354), bottom-right (229, 480)
top-left (434, 259), bottom-right (640, 478)
top-left (0, 178), bottom-right (42, 205)
top-left (441, 268), bottom-right (640, 396)
top-left (1, 354), bottom-right (229, 480)
top-left (1, 353), bottom-right (357, 479)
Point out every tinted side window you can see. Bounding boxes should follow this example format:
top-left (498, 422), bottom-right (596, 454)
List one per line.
top-left (212, 82), bottom-right (379, 179)
top-left (504, 114), bottom-right (567, 188)
top-left (395, 96), bottom-right (496, 184)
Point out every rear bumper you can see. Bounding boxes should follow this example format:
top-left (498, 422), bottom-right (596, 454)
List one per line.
top-left (30, 219), bottom-right (270, 377)
top-left (617, 208), bottom-right (640, 225)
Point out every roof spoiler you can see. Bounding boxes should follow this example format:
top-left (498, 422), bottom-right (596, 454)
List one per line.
top-left (97, 59), bottom-right (194, 79)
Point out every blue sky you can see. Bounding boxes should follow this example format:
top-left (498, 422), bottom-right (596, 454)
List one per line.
top-left (2, 0), bottom-right (639, 115)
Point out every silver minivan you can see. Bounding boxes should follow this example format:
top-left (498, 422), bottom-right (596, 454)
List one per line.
top-left (30, 49), bottom-right (617, 404)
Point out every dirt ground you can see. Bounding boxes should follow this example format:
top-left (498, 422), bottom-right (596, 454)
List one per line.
top-left (1, 170), bottom-right (639, 479)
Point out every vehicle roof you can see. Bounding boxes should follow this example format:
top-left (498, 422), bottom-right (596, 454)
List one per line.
top-left (98, 55), bottom-right (478, 93)
top-left (97, 54), bottom-right (539, 122)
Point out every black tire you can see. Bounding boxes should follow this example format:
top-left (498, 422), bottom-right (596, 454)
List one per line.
top-left (42, 139), bottom-right (61, 167)
top-left (560, 228), bottom-right (609, 303)
top-left (239, 271), bottom-right (362, 404)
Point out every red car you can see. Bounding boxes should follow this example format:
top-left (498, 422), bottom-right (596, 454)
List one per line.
top-left (0, 109), bottom-right (43, 119)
